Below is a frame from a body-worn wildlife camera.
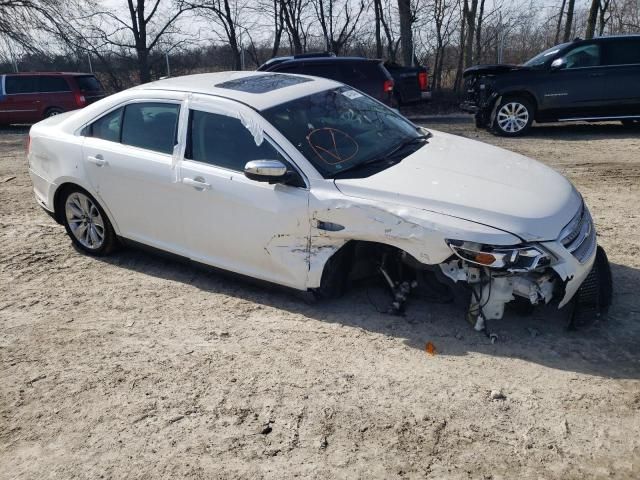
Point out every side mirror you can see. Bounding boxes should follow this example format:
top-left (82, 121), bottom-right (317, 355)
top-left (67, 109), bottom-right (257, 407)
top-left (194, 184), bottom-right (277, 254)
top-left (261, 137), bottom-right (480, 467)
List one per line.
top-left (550, 58), bottom-right (565, 70)
top-left (244, 159), bottom-right (289, 184)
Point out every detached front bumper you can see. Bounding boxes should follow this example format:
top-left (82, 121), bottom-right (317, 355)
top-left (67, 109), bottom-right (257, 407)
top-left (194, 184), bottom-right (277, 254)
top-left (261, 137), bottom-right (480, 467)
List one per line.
top-left (544, 237), bottom-right (597, 308)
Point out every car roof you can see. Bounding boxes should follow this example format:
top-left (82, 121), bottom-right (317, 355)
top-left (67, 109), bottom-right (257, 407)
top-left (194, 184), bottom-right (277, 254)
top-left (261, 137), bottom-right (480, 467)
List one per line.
top-left (139, 71), bottom-right (342, 110)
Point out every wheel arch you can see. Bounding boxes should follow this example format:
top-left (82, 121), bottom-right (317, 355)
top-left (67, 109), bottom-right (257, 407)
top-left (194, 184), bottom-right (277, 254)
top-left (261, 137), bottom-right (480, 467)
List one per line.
top-left (495, 90), bottom-right (539, 117)
top-left (52, 181), bottom-right (120, 234)
top-left (312, 239), bottom-right (427, 298)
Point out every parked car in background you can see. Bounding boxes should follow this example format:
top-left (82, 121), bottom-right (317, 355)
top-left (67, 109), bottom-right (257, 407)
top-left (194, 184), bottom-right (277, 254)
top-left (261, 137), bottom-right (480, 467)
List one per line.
top-left (0, 72), bottom-right (105, 126)
top-left (462, 34), bottom-right (640, 136)
top-left (27, 71), bottom-right (610, 329)
top-left (257, 53), bottom-right (395, 106)
top-left (384, 62), bottom-right (431, 104)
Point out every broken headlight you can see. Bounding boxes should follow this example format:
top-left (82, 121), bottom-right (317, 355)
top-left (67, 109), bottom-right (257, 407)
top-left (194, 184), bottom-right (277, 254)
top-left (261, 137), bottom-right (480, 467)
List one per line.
top-left (446, 240), bottom-right (553, 271)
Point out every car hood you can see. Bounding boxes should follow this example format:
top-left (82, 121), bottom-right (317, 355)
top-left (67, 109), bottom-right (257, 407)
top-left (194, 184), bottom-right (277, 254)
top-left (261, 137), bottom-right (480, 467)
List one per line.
top-left (333, 130), bottom-right (581, 242)
top-left (463, 64), bottom-right (529, 77)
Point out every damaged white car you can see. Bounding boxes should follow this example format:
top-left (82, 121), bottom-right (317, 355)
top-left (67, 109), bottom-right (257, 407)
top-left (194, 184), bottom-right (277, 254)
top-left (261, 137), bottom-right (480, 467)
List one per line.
top-left (28, 72), bottom-right (612, 333)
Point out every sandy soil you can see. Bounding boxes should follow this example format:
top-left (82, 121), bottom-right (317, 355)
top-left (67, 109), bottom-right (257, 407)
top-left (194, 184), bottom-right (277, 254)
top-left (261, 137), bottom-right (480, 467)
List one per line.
top-left (1, 120), bottom-right (639, 479)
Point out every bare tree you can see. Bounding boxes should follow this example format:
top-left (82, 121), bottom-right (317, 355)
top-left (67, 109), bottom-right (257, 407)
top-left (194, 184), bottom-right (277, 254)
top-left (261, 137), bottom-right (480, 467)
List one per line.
top-left (397, 0), bottom-right (413, 65)
top-left (281, 0), bottom-right (310, 54)
top-left (189, 0), bottom-right (248, 69)
top-left (555, 0), bottom-right (567, 43)
top-left (313, 0), bottom-right (366, 55)
top-left (563, 0), bottom-right (576, 42)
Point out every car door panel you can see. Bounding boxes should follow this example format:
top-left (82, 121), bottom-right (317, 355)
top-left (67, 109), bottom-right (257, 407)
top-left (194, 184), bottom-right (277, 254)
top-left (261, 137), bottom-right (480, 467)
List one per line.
top-left (81, 100), bottom-right (186, 255)
top-left (538, 43), bottom-right (605, 119)
top-left (82, 139), bottom-right (187, 254)
top-left (178, 96), bottom-right (310, 289)
top-left (180, 161), bottom-right (310, 288)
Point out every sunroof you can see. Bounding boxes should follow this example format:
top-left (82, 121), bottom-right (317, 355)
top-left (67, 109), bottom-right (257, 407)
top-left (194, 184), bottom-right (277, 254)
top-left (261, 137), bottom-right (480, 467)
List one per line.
top-left (215, 74), bottom-right (312, 94)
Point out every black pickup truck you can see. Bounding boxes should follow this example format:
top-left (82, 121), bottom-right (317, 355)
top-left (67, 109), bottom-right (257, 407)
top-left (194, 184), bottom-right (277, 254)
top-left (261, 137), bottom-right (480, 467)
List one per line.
top-left (462, 34), bottom-right (640, 136)
top-left (384, 63), bottom-right (431, 105)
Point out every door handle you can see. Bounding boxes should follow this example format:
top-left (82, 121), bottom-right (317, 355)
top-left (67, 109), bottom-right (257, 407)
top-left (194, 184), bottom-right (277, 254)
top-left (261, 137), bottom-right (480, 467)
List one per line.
top-left (87, 154), bottom-right (107, 167)
top-left (182, 176), bottom-right (211, 190)
top-left (589, 72), bottom-right (605, 77)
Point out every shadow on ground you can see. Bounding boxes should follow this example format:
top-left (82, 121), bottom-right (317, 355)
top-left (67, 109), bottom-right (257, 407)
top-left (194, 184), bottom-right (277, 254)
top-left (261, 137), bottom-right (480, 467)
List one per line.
top-left (95, 245), bottom-right (640, 381)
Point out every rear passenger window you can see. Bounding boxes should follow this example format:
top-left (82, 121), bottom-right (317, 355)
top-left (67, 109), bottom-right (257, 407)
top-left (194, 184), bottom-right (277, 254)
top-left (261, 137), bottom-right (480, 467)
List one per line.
top-left (186, 110), bottom-right (283, 171)
top-left (564, 44), bottom-right (601, 69)
top-left (5, 76), bottom-right (37, 94)
top-left (121, 103), bottom-right (180, 154)
top-left (88, 107), bottom-right (123, 143)
top-left (603, 39), bottom-right (640, 65)
top-left (38, 77), bottom-right (71, 92)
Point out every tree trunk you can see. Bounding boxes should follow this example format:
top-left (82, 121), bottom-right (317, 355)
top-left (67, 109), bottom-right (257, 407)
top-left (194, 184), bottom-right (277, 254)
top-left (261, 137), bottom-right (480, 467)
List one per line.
top-left (474, 0), bottom-right (485, 63)
top-left (137, 48), bottom-right (150, 83)
top-left (555, 0), bottom-right (567, 43)
top-left (563, 0), bottom-right (576, 42)
top-left (454, 7), bottom-right (466, 92)
top-left (463, 0), bottom-right (478, 68)
top-left (397, 0), bottom-right (413, 66)
top-left (585, 0), bottom-right (599, 39)
top-left (271, 0), bottom-right (284, 58)
top-left (374, 0), bottom-right (383, 58)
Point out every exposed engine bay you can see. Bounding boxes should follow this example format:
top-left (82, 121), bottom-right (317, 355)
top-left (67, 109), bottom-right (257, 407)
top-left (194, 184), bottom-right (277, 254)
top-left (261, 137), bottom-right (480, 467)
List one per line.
top-left (332, 240), bottom-right (612, 342)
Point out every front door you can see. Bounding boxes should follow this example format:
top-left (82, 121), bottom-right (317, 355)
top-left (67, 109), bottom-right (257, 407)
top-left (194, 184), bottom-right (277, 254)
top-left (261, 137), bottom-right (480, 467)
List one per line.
top-left (178, 96), bottom-right (310, 289)
top-left (538, 43), bottom-right (605, 119)
top-left (81, 99), bottom-right (187, 255)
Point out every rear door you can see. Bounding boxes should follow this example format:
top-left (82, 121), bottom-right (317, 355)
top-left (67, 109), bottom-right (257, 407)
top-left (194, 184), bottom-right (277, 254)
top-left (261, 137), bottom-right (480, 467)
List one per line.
top-left (538, 42), bottom-right (606, 119)
top-left (599, 37), bottom-right (640, 116)
top-left (1, 75), bottom-right (39, 124)
top-left (81, 99), bottom-right (187, 254)
top-left (37, 76), bottom-right (74, 117)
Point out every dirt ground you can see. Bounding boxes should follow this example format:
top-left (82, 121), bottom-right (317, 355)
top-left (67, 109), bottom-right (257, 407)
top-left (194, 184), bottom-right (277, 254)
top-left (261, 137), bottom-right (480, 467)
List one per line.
top-left (1, 119), bottom-right (639, 479)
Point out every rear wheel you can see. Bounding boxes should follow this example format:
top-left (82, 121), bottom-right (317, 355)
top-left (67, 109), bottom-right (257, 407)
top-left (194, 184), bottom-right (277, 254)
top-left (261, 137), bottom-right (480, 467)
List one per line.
top-left (492, 97), bottom-right (534, 136)
top-left (61, 188), bottom-right (116, 256)
top-left (44, 107), bottom-right (64, 118)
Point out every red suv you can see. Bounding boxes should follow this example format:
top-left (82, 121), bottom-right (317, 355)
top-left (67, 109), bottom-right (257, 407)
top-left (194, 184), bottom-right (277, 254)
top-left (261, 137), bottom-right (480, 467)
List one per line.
top-left (0, 72), bottom-right (106, 126)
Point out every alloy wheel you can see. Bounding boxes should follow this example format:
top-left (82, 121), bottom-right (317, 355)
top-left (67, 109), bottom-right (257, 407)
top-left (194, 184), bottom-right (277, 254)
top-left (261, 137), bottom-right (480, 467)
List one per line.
top-left (497, 102), bottom-right (529, 134)
top-left (64, 192), bottom-right (105, 250)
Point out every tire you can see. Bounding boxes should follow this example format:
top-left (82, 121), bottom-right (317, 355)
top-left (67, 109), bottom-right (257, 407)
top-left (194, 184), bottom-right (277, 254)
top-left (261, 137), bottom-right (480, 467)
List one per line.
top-left (61, 187), bottom-right (117, 256)
top-left (491, 97), bottom-right (534, 136)
top-left (44, 107), bottom-right (64, 118)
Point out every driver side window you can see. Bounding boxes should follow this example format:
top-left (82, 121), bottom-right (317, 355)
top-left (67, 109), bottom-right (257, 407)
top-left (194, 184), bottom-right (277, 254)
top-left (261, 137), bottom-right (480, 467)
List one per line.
top-left (185, 110), bottom-right (285, 171)
top-left (564, 44), bottom-right (601, 69)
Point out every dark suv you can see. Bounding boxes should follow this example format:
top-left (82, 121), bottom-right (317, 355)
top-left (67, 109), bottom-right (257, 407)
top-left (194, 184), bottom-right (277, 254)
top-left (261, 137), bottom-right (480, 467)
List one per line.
top-left (462, 35), bottom-right (640, 136)
top-left (0, 72), bottom-right (106, 126)
top-left (257, 53), bottom-right (395, 106)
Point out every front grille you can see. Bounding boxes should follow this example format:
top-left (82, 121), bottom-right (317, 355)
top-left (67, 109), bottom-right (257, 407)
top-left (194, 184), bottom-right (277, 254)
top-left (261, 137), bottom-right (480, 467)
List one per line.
top-left (560, 204), bottom-right (597, 263)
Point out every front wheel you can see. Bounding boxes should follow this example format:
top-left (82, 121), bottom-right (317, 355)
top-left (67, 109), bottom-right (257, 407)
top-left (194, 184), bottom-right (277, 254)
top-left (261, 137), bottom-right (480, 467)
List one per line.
top-left (491, 97), bottom-right (534, 136)
top-left (62, 188), bottom-right (117, 255)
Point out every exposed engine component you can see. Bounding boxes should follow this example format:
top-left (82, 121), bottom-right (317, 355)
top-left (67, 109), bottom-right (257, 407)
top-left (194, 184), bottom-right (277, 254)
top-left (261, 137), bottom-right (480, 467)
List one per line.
top-left (439, 259), bottom-right (557, 331)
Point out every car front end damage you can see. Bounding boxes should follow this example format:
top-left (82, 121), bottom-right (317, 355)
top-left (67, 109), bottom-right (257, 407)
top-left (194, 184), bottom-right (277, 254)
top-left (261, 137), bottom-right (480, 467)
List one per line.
top-left (439, 201), bottom-right (603, 331)
top-left (309, 193), bottom-right (610, 334)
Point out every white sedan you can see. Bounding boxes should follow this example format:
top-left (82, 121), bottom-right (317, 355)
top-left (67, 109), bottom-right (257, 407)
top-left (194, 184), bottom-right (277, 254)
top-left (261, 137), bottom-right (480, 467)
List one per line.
top-left (27, 71), bottom-right (610, 329)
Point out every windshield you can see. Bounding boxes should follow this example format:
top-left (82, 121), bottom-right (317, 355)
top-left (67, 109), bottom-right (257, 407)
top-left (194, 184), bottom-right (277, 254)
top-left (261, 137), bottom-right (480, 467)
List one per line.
top-left (262, 87), bottom-right (423, 178)
top-left (523, 43), bottom-right (570, 66)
